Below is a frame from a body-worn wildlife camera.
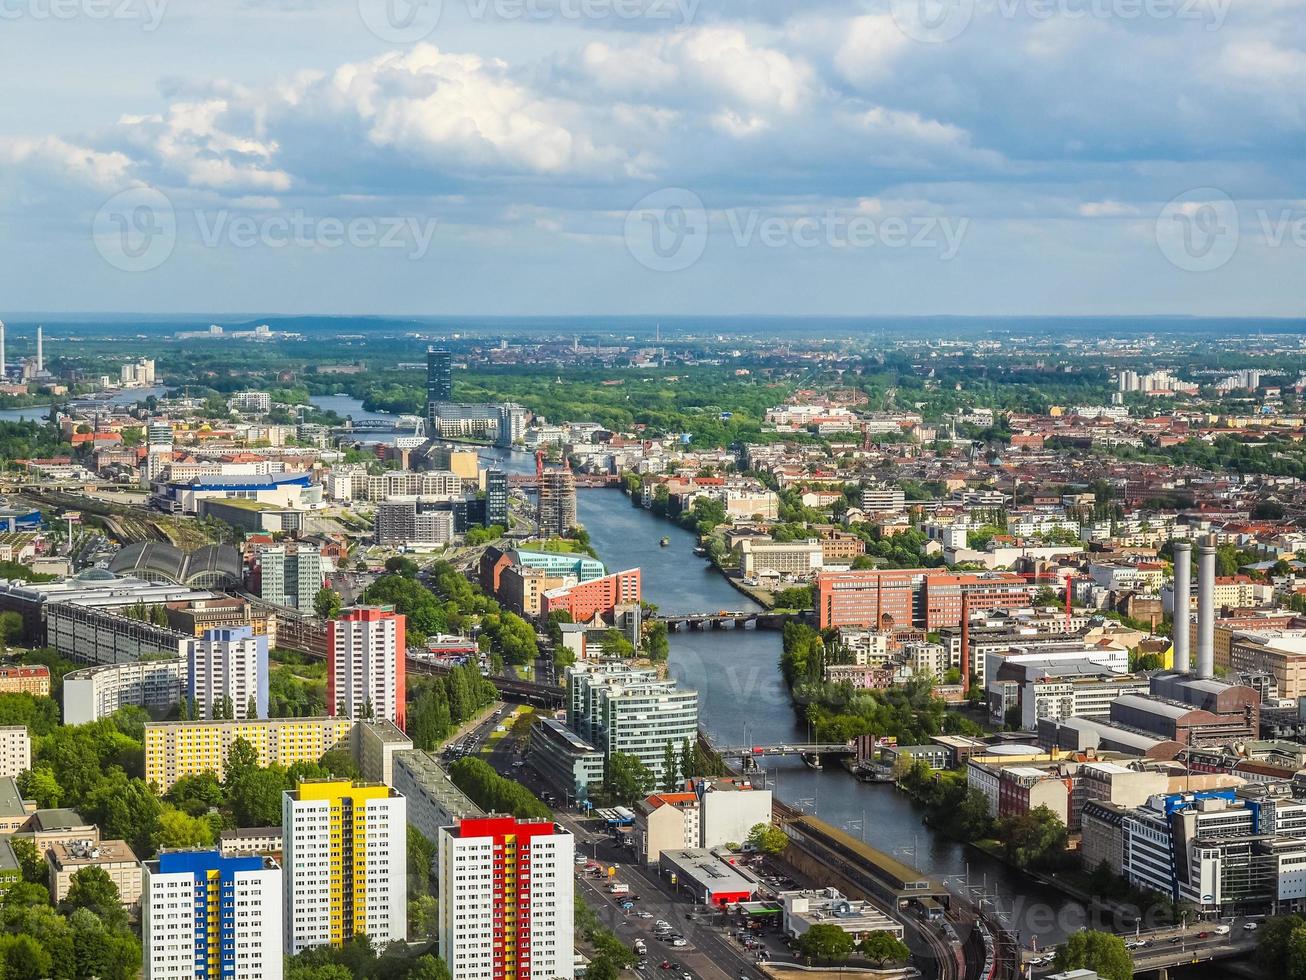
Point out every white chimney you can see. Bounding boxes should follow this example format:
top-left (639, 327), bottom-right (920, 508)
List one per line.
top-left (36, 325), bottom-right (43, 374)
top-left (1172, 540), bottom-right (1192, 674)
top-left (1196, 536), bottom-right (1216, 680)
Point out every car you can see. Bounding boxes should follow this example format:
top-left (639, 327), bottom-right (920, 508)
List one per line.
top-left (681, 973), bottom-right (692, 980)
top-left (638, 911), bottom-right (654, 919)
top-left (671, 940), bottom-right (688, 948)
top-left (1169, 937), bottom-right (1183, 945)
top-left (1197, 931), bottom-right (1211, 939)
top-left (1245, 922), bottom-right (1260, 931)
top-left (659, 963), bottom-right (672, 971)
top-left (1213, 925), bottom-right (1230, 936)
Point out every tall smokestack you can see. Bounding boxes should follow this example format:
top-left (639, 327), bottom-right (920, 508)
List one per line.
top-left (1172, 540), bottom-right (1192, 674)
top-left (0, 319), bottom-right (6, 379)
top-left (1196, 536), bottom-right (1216, 679)
top-left (36, 325), bottom-right (43, 374)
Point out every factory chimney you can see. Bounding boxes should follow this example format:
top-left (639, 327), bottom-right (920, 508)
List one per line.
top-left (1196, 535), bottom-right (1216, 679)
top-left (1171, 540), bottom-right (1192, 674)
top-left (0, 319), bottom-right (6, 379)
top-left (36, 325), bottom-right (43, 374)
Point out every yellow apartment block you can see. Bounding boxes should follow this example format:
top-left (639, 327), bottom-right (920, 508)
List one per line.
top-left (144, 717), bottom-right (354, 792)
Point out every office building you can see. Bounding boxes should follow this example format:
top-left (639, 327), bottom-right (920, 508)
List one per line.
top-left (427, 348), bottom-right (453, 405)
top-left (529, 718), bottom-right (604, 804)
top-left (537, 469), bottom-right (577, 536)
top-left (258, 546), bottom-right (323, 613)
top-left (186, 626), bottom-right (268, 720)
top-left (815, 568), bottom-right (1033, 632)
top-left (328, 607), bottom-right (406, 730)
top-left (282, 780), bottom-right (407, 954)
top-left (566, 663), bottom-right (697, 780)
top-left (736, 539), bottom-right (824, 579)
top-left (144, 717), bottom-right (355, 792)
top-left (541, 569), bottom-right (641, 624)
top-left (485, 469), bottom-right (509, 528)
top-left (48, 838), bottom-right (142, 906)
top-left (143, 850), bottom-right (283, 980)
top-left (438, 816), bottom-right (575, 980)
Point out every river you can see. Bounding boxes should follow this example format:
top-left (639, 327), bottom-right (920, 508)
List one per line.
top-left (465, 443), bottom-right (1089, 944)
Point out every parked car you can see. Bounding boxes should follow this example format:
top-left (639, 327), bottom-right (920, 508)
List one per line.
top-left (1245, 922), bottom-right (1260, 931)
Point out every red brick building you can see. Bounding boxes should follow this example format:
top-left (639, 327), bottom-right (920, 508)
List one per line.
top-left (541, 568), bottom-right (641, 623)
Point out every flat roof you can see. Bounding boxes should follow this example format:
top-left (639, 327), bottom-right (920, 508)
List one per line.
top-left (49, 839), bottom-right (139, 868)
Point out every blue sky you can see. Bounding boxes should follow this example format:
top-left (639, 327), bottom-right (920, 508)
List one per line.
top-left (1, 0), bottom-right (1303, 316)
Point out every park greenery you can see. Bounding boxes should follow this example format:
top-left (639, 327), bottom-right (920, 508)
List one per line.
top-left (780, 623), bottom-right (982, 743)
top-left (448, 757), bottom-right (552, 820)
top-left (405, 664), bottom-right (498, 752)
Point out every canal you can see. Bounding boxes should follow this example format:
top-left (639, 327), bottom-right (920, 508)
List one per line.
top-left (472, 462), bottom-right (1091, 943)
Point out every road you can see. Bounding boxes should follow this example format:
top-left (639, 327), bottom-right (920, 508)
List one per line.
top-left (1025, 919), bottom-right (1259, 974)
top-left (476, 722), bottom-right (774, 980)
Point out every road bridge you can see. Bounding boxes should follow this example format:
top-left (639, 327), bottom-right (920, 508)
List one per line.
top-left (653, 610), bottom-right (800, 630)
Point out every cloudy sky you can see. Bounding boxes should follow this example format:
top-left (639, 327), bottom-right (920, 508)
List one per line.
top-left (1, 0), bottom-right (1303, 316)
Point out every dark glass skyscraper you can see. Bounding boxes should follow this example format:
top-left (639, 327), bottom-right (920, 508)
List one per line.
top-left (426, 347), bottom-right (452, 404)
top-left (485, 469), bottom-right (508, 528)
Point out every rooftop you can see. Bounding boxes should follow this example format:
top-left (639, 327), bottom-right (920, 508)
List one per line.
top-left (49, 838), bottom-right (139, 868)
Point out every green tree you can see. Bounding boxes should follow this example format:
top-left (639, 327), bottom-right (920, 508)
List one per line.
top-left (8, 838), bottom-right (46, 884)
top-left (796, 923), bottom-right (855, 961)
top-left (642, 621), bottom-right (670, 662)
top-left (995, 805), bottom-right (1069, 870)
top-left (1259, 914), bottom-right (1306, 976)
top-left (1052, 930), bottom-right (1133, 980)
top-left (859, 931), bottom-right (911, 966)
top-left (0, 611), bottom-right (23, 647)
top-left (224, 737), bottom-right (260, 784)
top-left (0, 934), bottom-right (52, 980)
top-left (409, 954), bottom-right (453, 980)
top-left (63, 866), bottom-right (121, 921)
top-left (385, 556), bottom-right (420, 578)
top-left (661, 741), bottom-right (679, 792)
top-left (314, 587), bottom-right (343, 619)
top-left (153, 806), bottom-right (216, 851)
top-left (603, 753), bottom-right (655, 807)
top-left (230, 766), bottom-right (287, 827)
top-left (745, 822), bottom-right (789, 855)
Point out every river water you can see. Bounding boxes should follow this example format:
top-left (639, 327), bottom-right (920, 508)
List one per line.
top-left (471, 445), bottom-right (1089, 944)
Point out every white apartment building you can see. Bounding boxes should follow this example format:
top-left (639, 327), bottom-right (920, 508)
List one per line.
top-left (438, 816), bottom-right (575, 980)
top-left (281, 780), bottom-right (406, 954)
top-left (63, 659), bottom-right (188, 724)
top-left (186, 626), bottom-right (268, 720)
top-left (0, 727), bottom-right (30, 779)
top-left (327, 607), bottom-right (405, 729)
top-left (143, 850), bottom-right (282, 980)
top-left (566, 663), bottom-right (698, 781)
